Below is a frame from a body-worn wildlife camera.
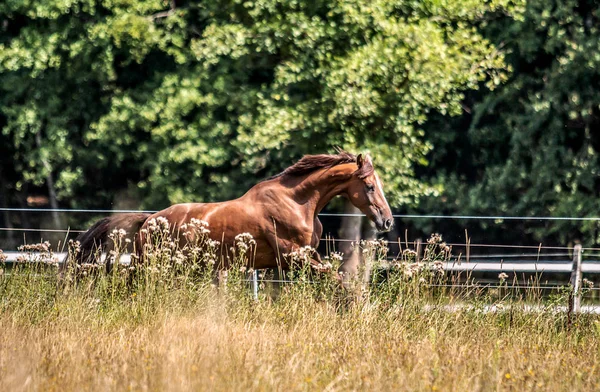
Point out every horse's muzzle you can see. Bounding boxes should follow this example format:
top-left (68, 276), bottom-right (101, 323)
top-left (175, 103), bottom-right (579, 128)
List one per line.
top-left (375, 218), bottom-right (393, 233)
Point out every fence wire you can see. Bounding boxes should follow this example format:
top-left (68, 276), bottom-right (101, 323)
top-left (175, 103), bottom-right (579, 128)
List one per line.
top-left (0, 227), bottom-right (86, 233)
top-left (2, 207), bottom-right (600, 221)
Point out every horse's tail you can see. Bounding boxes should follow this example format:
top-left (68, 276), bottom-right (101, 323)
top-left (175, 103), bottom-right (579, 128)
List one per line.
top-left (72, 213), bottom-right (151, 265)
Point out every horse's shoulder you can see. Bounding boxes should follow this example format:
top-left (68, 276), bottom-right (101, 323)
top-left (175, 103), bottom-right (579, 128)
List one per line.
top-left (251, 184), bottom-right (280, 203)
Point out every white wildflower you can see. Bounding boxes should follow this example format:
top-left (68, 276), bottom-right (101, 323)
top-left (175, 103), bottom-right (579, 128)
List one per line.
top-left (330, 252), bottom-right (344, 263)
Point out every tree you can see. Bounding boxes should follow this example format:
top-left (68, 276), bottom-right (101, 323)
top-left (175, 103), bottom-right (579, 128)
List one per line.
top-left (0, 0), bottom-right (519, 234)
top-left (92, 0), bottom-right (519, 207)
top-left (416, 0), bottom-right (600, 246)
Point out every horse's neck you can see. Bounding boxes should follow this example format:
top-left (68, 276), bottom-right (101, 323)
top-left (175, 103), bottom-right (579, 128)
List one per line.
top-left (287, 165), bottom-right (355, 218)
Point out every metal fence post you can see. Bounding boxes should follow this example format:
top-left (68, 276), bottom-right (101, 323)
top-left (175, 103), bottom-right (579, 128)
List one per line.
top-left (569, 244), bottom-right (583, 314)
top-left (252, 269), bottom-right (259, 301)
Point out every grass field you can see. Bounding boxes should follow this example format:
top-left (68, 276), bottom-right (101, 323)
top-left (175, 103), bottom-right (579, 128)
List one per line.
top-left (1, 226), bottom-right (599, 391)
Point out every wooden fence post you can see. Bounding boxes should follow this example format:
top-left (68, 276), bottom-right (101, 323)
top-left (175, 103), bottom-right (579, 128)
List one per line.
top-left (569, 244), bottom-right (583, 314)
top-left (415, 238), bottom-right (422, 263)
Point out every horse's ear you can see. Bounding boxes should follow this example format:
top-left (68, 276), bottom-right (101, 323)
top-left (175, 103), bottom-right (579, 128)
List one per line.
top-left (357, 154), bottom-right (364, 168)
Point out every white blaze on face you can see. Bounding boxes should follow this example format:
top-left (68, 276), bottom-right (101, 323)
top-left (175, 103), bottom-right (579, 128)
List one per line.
top-left (374, 172), bottom-right (391, 213)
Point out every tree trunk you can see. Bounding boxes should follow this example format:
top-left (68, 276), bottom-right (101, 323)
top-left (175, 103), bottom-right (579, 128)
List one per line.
top-left (17, 185), bottom-right (31, 235)
top-left (337, 201), bottom-right (361, 278)
top-left (0, 169), bottom-right (15, 246)
top-left (35, 132), bottom-right (62, 229)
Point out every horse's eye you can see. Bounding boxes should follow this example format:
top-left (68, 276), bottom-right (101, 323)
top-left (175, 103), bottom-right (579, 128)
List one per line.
top-left (366, 184), bottom-right (375, 193)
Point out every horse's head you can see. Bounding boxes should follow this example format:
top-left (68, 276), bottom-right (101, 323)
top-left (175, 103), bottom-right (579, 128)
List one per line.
top-left (346, 154), bottom-right (394, 232)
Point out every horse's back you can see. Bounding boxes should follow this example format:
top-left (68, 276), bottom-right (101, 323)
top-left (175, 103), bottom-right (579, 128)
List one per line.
top-left (149, 201), bottom-right (262, 238)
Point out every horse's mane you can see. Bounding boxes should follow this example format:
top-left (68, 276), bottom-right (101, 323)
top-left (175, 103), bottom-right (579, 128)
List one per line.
top-left (270, 151), bottom-right (374, 180)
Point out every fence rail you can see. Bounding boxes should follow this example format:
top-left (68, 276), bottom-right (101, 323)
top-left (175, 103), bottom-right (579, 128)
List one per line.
top-left (3, 248), bottom-right (598, 310)
top-left (3, 250), bottom-right (600, 275)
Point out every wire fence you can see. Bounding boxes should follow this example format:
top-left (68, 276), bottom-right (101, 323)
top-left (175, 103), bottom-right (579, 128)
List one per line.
top-left (324, 238), bottom-right (600, 251)
top-left (2, 208), bottom-right (600, 256)
top-left (3, 255), bottom-right (600, 294)
top-left (0, 227), bottom-right (86, 233)
top-left (2, 206), bottom-right (600, 221)
top-left (3, 247), bottom-right (599, 309)
top-left (1, 208), bottom-right (598, 313)
top-left (2, 225), bottom-right (599, 252)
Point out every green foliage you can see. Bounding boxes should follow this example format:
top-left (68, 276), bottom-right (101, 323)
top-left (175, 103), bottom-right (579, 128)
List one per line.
top-left (417, 0), bottom-right (600, 245)
top-left (0, 0), bottom-right (517, 213)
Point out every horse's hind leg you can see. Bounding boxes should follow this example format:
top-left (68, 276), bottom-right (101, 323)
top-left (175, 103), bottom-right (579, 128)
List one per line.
top-left (266, 268), bottom-right (287, 301)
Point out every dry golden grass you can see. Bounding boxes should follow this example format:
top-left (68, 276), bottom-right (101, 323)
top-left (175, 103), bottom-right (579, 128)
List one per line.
top-left (1, 233), bottom-right (599, 391)
top-left (1, 287), bottom-right (600, 392)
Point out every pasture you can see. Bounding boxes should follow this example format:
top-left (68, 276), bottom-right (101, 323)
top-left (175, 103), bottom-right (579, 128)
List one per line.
top-left (1, 226), bottom-right (599, 391)
top-left (3, 1), bottom-right (600, 390)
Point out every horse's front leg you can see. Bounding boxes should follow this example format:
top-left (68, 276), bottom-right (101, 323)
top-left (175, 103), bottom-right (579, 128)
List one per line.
top-left (314, 252), bottom-right (343, 284)
top-left (267, 235), bottom-right (341, 283)
top-left (285, 242), bottom-right (332, 272)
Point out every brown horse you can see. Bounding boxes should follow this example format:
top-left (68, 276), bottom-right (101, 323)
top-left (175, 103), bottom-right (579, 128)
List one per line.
top-left (75, 151), bottom-right (393, 274)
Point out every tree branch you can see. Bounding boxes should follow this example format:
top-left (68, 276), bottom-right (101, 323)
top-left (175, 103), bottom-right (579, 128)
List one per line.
top-left (147, 0), bottom-right (176, 21)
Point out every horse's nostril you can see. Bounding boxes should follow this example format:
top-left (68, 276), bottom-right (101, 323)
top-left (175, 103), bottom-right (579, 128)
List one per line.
top-left (384, 219), bottom-right (392, 229)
